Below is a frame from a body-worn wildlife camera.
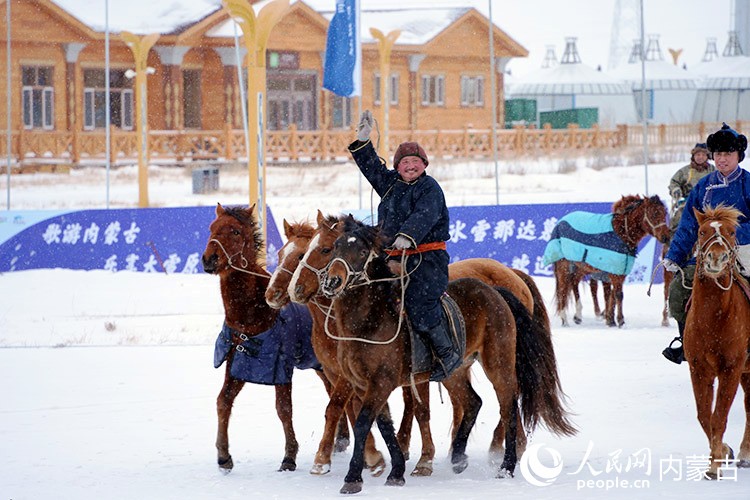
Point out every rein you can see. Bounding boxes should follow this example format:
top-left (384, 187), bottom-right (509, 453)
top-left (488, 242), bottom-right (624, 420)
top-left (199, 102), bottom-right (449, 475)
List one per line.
top-left (209, 238), bottom-right (270, 279)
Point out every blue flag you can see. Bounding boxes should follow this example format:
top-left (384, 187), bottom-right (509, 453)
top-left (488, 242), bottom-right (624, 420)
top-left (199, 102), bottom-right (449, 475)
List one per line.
top-left (323, 0), bottom-right (361, 97)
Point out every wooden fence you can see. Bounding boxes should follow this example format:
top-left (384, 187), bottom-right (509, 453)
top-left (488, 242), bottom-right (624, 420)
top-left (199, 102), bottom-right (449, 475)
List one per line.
top-left (0, 121), bottom-right (742, 168)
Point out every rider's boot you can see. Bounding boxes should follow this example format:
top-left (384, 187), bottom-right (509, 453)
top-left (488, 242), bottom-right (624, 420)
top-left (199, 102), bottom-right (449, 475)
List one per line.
top-left (422, 323), bottom-right (462, 382)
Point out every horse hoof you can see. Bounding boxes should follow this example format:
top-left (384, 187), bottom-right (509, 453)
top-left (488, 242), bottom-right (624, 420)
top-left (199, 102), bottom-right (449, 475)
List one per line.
top-left (737, 459), bottom-right (750, 468)
top-left (218, 456), bottom-right (234, 473)
top-left (573, 316), bottom-right (582, 325)
top-left (496, 467), bottom-right (514, 478)
top-left (385, 476), bottom-right (406, 487)
top-left (278, 457), bottom-right (296, 472)
top-left (704, 470), bottom-right (718, 481)
top-left (661, 319), bottom-right (670, 327)
top-left (310, 462), bottom-right (331, 475)
top-left (452, 454), bottom-right (469, 474)
top-left (368, 455), bottom-right (386, 477)
top-left (410, 461), bottom-right (433, 476)
top-left (340, 481), bottom-right (363, 495)
top-left (334, 436), bottom-right (350, 453)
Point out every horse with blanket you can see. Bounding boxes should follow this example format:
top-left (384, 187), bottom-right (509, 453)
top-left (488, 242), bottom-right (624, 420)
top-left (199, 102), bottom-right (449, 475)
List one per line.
top-left (543, 195), bottom-right (670, 327)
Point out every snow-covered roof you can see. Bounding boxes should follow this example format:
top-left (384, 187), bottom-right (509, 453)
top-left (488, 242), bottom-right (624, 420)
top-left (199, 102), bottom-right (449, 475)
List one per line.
top-left (691, 55), bottom-right (750, 79)
top-left (608, 60), bottom-right (699, 90)
top-left (51, 0), bottom-right (223, 34)
top-left (510, 63), bottom-right (631, 95)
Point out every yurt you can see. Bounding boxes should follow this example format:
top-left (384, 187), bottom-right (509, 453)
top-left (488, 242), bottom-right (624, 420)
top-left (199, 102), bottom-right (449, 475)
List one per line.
top-left (608, 36), bottom-right (699, 124)
top-left (692, 33), bottom-right (750, 122)
top-left (509, 38), bottom-right (637, 127)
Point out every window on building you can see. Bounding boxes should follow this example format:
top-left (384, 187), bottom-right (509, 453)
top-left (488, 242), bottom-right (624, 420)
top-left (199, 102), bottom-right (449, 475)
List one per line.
top-left (83, 69), bottom-right (133, 130)
top-left (22, 66), bottom-right (54, 130)
top-left (421, 75), bottom-right (445, 106)
top-left (330, 94), bottom-right (352, 129)
top-left (183, 70), bottom-right (202, 129)
top-left (374, 73), bottom-right (399, 106)
top-left (460, 75), bottom-right (484, 106)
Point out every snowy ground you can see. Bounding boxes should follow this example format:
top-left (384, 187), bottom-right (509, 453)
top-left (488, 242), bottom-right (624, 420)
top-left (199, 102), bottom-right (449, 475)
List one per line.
top-left (1, 155), bottom-right (749, 499)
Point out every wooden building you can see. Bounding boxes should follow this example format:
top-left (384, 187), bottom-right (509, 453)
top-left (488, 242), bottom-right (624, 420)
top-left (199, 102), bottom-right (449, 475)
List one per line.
top-left (0, 0), bottom-right (527, 154)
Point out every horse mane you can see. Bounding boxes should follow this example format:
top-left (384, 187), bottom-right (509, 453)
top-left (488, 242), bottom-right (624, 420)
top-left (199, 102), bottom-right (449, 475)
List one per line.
top-left (287, 220), bottom-right (315, 239)
top-left (612, 194), bottom-right (644, 213)
top-left (701, 204), bottom-right (743, 227)
top-left (224, 205), bottom-right (264, 252)
top-left (341, 217), bottom-right (393, 279)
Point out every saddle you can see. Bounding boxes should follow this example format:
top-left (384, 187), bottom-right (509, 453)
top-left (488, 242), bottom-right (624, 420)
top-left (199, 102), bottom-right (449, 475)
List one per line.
top-left (409, 293), bottom-right (466, 376)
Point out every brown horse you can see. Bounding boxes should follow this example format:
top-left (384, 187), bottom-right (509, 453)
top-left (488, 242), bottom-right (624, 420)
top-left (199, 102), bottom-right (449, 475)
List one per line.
top-left (283, 211), bottom-right (568, 476)
top-left (548, 194), bottom-right (670, 327)
top-left (683, 205), bottom-right (750, 478)
top-left (265, 217), bottom-right (388, 477)
top-left (201, 204), bottom-right (346, 473)
top-left (320, 217), bottom-right (576, 494)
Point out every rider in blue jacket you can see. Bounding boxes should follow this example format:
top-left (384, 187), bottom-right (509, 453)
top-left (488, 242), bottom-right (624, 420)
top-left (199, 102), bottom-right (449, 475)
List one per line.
top-left (347, 110), bottom-right (460, 382)
top-left (662, 123), bottom-right (749, 363)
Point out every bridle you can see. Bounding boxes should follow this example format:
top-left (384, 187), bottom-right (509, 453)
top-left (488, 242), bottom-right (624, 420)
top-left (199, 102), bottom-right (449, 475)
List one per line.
top-left (209, 237), bottom-right (269, 279)
top-left (621, 199), bottom-right (668, 242)
top-left (696, 221), bottom-right (738, 291)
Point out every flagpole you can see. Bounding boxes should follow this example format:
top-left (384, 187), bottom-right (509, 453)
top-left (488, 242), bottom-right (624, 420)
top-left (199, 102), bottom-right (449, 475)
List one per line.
top-left (488, 0), bottom-right (500, 204)
top-left (6, 0), bottom-right (11, 209)
top-left (105, 0), bottom-right (111, 208)
top-left (356, 0), bottom-right (362, 211)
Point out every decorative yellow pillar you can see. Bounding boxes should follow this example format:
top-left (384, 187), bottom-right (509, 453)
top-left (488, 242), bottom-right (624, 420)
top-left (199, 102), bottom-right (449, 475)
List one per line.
top-left (121, 31), bottom-right (159, 208)
top-left (222, 0), bottom-right (288, 252)
top-left (370, 28), bottom-right (401, 160)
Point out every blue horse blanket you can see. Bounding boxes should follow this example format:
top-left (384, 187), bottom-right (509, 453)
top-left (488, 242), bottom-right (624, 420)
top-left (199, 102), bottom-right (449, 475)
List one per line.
top-left (214, 302), bottom-right (319, 385)
top-left (542, 211), bottom-right (636, 275)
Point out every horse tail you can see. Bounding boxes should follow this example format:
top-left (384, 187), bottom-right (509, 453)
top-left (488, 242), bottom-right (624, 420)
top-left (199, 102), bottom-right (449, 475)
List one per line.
top-left (494, 286), bottom-right (578, 437)
top-left (511, 269), bottom-right (552, 339)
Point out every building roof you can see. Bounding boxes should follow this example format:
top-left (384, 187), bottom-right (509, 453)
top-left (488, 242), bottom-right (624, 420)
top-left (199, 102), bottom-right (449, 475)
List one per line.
top-left (608, 60), bottom-right (699, 90)
top-left (510, 63), bottom-right (631, 95)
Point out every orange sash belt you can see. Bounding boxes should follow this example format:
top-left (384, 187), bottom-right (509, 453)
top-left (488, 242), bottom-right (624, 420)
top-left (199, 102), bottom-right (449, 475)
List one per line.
top-left (385, 241), bottom-right (447, 257)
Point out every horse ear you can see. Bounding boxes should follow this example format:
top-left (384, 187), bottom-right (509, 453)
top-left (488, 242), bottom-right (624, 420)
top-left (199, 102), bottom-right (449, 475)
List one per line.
top-left (248, 203), bottom-right (256, 216)
top-left (283, 219), bottom-right (292, 237)
top-left (693, 207), bottom-right (705, 223)
top-left (316, 209), bottom-right (325, 226)
top-left (216, 203), bottom-right (225, 216)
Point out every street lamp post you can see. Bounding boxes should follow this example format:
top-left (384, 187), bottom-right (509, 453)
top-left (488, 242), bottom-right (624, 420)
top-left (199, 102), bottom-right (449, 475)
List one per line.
top-left (121, 31), bottom-right (159, 208)
top-left (222, 0), bottom-right (288, 255)
top-left (370, 28), bottom-right (400, 160)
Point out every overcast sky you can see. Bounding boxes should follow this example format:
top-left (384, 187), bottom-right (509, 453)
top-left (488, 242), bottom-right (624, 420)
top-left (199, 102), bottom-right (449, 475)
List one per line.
top-left (305, 0), bottom-right (735, 77)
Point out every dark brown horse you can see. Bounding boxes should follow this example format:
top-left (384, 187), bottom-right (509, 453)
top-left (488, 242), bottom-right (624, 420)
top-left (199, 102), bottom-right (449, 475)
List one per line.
top-left (201, 204), bottom-right (345, 473)
top-left (683, 205), bottom-right (750, 478)
top-left (319, 217), bottom-right (576, 494)
top-left (549, 194), bottom-right (670, 327)
top-left (282, 211), bottom-right (568, 476)
top-left (265, 217), bottom-right (388, 477)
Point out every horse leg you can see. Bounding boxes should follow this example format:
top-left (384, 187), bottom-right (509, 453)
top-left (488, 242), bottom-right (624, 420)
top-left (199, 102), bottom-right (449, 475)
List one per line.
top-left (315, 370), bottom-right (350, 452)
top-left (216, 367), bottom-right (244, 473)
top-left (572, 281), bottom-right (583, 324)
top-left (706, 370), bottom-right (742, 479)
top-left (590, 280), bottom-right (602, 318)
top-left (348, 395), bottom-right (387, 476)
top-left (738, 372), bottom-right (750, 467)
top-left (554, 262), bottom-right (570, 327)
top-left (442, 367), bottom-right (482, 474)
top-left (613, 278), bottom-right (625, 327)
top-left (274, 383), bottom-right (299, 472)
top-left (410, 382), bottom-right (435, 476)
top-left (340, 390), bottom-right (395, 494)
top-left (311, 378), bottom-right (384, 476)
top-left (397, 387), bottom-right (414, 461)
top-left (376, 407), bottom-right (407, 487)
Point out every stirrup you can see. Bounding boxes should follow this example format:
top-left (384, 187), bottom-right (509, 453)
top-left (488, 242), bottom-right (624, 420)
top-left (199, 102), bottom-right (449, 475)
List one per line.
top-left (662, 337), bottom-right (684, 365)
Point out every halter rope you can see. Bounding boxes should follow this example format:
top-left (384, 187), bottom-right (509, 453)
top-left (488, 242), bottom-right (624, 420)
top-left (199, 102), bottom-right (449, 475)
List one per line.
top-left (209, 238), bottom-right (269, 279)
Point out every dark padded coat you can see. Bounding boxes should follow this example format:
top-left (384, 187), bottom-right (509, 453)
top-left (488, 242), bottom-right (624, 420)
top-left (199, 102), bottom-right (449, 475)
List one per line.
top-left (348, 139), bottom-right (450, 331)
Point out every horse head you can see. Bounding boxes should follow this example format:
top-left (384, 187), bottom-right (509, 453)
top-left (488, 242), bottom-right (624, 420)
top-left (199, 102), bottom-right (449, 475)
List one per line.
top-left (695, 204), bottom-right (742, 280)
top-left (642, 195), bottom-right (671, 244)
top-left (265, 219), bottom-right (314, 309)
top-left (202, 203), bottom-right (263, 275)
top-left (614, 194), bottom-right (670, 245)
top-left (288, 210), bottom-right (346, 304)
top-left (321, 216), bottom-right (388, 299)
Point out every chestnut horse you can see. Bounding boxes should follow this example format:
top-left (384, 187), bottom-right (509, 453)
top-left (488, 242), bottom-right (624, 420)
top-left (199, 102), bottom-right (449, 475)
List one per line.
top-left (280, 211), bottom-right (569, 476)
top-left (683, 205), bottom-right (750, 478)
top-left (319, 217), bottom-right (576, 493)
top-left (547, 194), bottom-right (670, 327)
top-left (201, 204), bottom-right (346, 473)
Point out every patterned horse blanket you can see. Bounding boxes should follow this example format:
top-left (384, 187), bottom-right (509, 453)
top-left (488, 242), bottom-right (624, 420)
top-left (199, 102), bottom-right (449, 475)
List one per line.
top-left (542, 211), bottom-right (636, 275)
top-left (214, 302), bottom-right (319, 385)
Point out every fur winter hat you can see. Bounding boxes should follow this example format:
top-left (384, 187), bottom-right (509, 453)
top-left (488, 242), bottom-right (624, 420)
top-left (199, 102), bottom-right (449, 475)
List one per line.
top-left (690, 142), bottom-right (708, 157)
top-left (393, 142), bottom-right (429, 168)
top-left (707, 123), bottom-right (747, 162)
